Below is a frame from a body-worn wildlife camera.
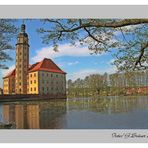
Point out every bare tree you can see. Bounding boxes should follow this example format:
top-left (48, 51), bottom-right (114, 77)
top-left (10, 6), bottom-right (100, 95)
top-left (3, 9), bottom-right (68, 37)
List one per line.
top-left (0, 19), bottom-right (18, 69)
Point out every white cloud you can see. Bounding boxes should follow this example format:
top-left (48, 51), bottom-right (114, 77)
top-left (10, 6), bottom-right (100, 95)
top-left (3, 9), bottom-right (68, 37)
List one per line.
top-left (68, 69), bottom-right (100, 81)
top-left (67, 61), bottom-right (79, 66)
top-left (53, 60), bottom-right (79, 69)
top-left (31, 43), bottom-right (102, 62)
top-left (67, 66), bottom-right (117, 81)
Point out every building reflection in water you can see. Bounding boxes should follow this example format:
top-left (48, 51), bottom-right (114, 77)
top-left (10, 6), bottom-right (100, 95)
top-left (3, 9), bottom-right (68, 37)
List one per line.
top-left (15, 105), bottom-right (27, 129)
top-left (2, 100), bottom-right (67, 129)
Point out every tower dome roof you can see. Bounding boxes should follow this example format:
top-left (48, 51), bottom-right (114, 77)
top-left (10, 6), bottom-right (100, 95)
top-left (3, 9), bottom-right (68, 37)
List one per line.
top-left (17, 24), bottom-right (28, 38)
top-left (21, 24), bottom-right (26, 33)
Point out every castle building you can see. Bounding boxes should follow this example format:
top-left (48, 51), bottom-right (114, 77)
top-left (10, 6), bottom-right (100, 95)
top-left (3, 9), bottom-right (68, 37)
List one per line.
top-left (3, 24), bottom-right (66, 96)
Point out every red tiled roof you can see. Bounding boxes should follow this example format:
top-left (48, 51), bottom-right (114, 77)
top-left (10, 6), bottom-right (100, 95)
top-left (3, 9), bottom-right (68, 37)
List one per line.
top-left (3, 58), bottom-right (66, 79)
top-left (29, 58), bottom-right (66, 74)
top-left (28, 62), bottom-right (39, 71)
top-left (3, 69), bottom-right (16, 79)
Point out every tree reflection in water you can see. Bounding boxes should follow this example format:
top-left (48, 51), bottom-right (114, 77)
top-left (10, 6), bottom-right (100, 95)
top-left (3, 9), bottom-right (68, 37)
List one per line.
top-left (67, 96), bottom-right (148, 114)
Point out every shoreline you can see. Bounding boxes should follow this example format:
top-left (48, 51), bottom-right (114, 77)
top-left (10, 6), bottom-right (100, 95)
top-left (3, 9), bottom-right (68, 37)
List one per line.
top-left (0, 94), bottom-right (67, 103)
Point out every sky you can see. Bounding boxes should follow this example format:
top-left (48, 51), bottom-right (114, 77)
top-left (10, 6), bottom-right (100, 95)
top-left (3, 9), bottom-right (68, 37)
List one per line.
top-left (0, 19), bottom-right (117, 87)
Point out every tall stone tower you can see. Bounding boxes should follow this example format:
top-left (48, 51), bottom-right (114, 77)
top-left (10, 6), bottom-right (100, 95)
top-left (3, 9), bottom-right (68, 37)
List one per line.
top-left (15, 24), bottom-right (29, 94)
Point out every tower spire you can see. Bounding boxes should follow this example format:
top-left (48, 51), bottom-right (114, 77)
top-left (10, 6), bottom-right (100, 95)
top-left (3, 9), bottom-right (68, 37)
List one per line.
top-left (21, 20), bottom-right (25, 33)
top-left (22, 19), bottom-right (25, 24)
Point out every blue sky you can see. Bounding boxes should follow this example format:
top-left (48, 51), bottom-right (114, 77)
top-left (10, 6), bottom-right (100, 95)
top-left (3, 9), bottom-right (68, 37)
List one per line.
top-left (0, 19), bottom-right (117, 87)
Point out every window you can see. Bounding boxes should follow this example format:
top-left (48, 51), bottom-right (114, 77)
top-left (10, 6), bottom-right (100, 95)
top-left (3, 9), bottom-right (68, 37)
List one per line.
top-left (34, 80), bottom-right (36, 83)
top-left (51, 74), bottom-right (53, 77)
top-left (42, 87), bottom-right (44, 91)
top-left (31, 88), bottom-right (32, 91)
top-left (34, 73), bottom-right (36, 77)
top-left (30, 74), bottom-right (32, 77)
top-left (30, 81), bottom-right (32, 84)
top-left (19, 82), bottom-right (21, 85)
top-left (56, 75), bottom-right (58, 78)
top-left (34, 87), bottom-right (36, 91)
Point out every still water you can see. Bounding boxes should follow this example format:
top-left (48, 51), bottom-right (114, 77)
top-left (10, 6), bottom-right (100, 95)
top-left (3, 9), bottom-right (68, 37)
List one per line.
top-left (0, 96), bottom-right (148, 129)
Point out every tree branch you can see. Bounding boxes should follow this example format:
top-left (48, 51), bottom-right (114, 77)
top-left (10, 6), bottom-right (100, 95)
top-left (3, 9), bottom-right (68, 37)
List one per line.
top-left (91, 19), bottom-right (148, 28)
top-left (83, 27), bottom-right (106, 44)
top-left (45, 19), bottom-right (65, 30)
top-left (134, 42), bottom-right (148, 69)
top-left (46, 19), bottom-right (148, 33)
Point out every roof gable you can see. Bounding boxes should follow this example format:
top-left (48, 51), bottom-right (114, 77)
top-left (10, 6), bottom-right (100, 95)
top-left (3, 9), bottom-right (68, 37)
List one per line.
top-left (3, 69), bottom-right (15, 79)
top-left (29, 58), bottom-right (66, 74)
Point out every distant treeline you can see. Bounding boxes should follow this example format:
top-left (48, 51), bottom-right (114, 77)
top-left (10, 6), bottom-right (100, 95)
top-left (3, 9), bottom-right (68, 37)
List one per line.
top-left (67, 70), bottom-right (148, 98)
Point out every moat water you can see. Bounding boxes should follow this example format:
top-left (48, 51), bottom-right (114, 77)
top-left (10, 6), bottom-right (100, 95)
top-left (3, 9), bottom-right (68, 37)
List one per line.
top-left (0, 96), bottom-right (148, 129)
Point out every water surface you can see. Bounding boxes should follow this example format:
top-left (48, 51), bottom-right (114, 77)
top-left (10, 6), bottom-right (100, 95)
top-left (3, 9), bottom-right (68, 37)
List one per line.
top-left (0, 96), bottom-right (148, 129)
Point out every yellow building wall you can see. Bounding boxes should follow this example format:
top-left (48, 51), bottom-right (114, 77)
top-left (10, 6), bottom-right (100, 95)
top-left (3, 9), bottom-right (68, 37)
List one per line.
top-left (27, 71), bottom-right (39, 94)
top-left (3, 70), bottom-right (66, 96)
top-left (9, 76), bottom-right (15, 94)
top-left (3, 78), bottom-right (9, 94)
top-left (3, 76), bottom-right (15, 95)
